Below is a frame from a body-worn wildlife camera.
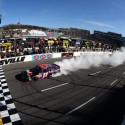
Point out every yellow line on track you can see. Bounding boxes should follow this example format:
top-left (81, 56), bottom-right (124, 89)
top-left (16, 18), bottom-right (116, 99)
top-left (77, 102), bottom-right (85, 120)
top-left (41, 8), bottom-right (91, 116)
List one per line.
top-left (0, 114), bottom-right (3, 125)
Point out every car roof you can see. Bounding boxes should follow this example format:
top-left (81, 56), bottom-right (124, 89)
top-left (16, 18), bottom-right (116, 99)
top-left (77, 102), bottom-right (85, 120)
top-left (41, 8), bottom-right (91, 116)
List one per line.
top-left (38, 64), bottom-right (49, 69)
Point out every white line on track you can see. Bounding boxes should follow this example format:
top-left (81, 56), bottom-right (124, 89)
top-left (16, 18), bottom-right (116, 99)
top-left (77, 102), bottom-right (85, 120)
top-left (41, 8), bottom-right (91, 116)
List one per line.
top-left (110, 79), bottom-right (118, 85)
top-left (90, 71), bottom-right (101, 76)
top-left (109, 67), bottom-right (113, 68)
top-left (41, 82), bottom-right (69, 92)
top-left (123, 72), bottom-right (125, 75)
top-left (66, 97), bottom-right (95, 115)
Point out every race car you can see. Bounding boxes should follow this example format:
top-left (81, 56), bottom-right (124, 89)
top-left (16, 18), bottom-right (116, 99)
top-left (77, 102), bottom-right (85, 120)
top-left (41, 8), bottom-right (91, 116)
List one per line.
top-left (20, 63), bottom-right (60, 81)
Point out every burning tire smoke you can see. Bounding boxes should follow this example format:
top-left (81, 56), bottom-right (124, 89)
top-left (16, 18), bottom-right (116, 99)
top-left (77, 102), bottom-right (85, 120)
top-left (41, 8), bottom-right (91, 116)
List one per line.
top-left (54, 48), bottom-right (125, 76)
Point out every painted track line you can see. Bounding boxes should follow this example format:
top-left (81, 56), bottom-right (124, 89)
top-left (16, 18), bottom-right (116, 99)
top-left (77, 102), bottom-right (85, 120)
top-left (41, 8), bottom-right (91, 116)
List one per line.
top-left (89, 71), bottom-right (101, 76)
top-left (110, 79), bottom-right (118, 85)
top-left (0, 66), bottom-right (22, 124)
top-left (0, 114), bottom-right (3, 125)
top-left (41, 82), bottom-right (69, 92)
top-left (109, 66), bottom-right (113, 68)
top-left (66, 97), bottom-right (95, 115)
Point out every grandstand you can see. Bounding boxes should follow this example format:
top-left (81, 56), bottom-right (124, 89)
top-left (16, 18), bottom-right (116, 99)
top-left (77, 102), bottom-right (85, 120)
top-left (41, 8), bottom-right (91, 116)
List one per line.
top-left (91, 31), bottom-right (125, 47)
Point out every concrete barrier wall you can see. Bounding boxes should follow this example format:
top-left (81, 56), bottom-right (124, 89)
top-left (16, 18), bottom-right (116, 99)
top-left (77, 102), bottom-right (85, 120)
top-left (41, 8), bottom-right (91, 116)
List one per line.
top-left (0, 52), bottom-right (112, 66)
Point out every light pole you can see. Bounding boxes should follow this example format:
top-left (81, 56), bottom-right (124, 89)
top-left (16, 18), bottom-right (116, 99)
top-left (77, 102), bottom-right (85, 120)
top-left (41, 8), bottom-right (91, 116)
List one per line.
top-left (0, 14), bottom-right (2, 39)
top-left (0, 14), bottom-right (1, 24)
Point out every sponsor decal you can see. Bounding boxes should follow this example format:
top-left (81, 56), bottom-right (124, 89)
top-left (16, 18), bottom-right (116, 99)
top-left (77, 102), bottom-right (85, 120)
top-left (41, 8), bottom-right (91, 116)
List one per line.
top-left (34, 55), bottom-right (39, 60)
top-left (0, 56), bottom-right (25, 65)
top-left (62, 53), bottom-right (73, 57)
top-left (40, 55), bottom-right (46, 59)
top-left (47, 54), bottom-right (52, 58)
top-left (32, 54), bottom-right (53, 60)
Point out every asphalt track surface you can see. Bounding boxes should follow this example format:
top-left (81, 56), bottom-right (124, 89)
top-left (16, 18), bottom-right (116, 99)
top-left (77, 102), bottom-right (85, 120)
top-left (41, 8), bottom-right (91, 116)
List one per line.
top-left (2, 58), bottom-right (125, 125)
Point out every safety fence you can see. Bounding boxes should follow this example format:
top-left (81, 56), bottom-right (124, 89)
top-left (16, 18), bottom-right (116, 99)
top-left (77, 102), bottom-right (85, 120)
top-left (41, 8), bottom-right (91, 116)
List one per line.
top-left (0, 51), bottom-right (112, 66)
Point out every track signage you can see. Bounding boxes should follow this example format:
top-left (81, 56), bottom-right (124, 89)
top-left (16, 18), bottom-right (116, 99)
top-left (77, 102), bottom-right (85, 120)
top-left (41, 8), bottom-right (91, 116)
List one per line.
top-left (62, 53), bottom-right (73, 57)
top-left (0, 56), bottom-right (25, 65)
top-left (33, 55), bottom-right (39, 60)
top-left (32, 53), bottom-right (53, 60)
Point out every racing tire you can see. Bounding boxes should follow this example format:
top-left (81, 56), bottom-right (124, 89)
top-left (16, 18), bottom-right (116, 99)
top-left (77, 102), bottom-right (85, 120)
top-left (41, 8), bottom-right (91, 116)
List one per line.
top-left (21, 75), bottom-right (26, 82)
top-left (32, 77), bottom-right (37, 81)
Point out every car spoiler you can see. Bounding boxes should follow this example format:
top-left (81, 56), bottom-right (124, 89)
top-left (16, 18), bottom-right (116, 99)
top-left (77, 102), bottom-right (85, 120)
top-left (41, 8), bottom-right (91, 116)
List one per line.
top-left (52, 63), bottom-right (60, 68)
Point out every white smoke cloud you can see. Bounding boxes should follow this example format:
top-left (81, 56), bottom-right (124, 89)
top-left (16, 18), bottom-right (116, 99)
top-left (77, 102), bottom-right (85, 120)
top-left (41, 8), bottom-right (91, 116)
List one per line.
top-left (54, 48), bottom-right (125, 76)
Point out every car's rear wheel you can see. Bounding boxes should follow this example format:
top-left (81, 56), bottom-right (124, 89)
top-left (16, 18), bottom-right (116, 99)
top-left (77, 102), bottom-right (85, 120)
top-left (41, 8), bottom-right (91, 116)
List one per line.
top-left (32, 76), bottom-right (37, 81)
top-left (21, 75), bottom-right (26, 81)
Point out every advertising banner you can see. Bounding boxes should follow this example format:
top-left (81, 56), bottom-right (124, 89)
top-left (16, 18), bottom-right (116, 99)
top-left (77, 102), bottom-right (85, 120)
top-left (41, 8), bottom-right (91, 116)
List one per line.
top-left (61, 53), bottom-right (73, 57)
top-left (0, 56), bottom-right (26, 65)
top-left (53, 53), bottom-right (62, 58)
top-left (32, 53), bottom-right (53, 60)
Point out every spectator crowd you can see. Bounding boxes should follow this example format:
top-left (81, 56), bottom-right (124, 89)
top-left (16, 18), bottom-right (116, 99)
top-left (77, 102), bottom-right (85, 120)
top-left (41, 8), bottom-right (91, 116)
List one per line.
top-left (0, 37), bottom-right (116, 59)
top-left (0, 24), bottom-right (124, 59)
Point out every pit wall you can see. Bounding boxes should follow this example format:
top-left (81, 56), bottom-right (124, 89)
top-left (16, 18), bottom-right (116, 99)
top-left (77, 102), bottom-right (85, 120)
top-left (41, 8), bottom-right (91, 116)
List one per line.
top-left (0, 52), bottom-right (112, 66)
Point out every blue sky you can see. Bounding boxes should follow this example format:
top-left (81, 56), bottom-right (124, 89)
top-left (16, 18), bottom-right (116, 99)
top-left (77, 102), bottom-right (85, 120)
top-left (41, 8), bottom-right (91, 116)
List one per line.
top-left (0, 0), bottom-right (125, 36)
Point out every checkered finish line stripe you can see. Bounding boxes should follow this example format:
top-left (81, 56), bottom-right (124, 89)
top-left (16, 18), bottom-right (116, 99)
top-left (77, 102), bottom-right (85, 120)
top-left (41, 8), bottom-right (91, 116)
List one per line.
top-left (0, 66), bottom-right (22, 125)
